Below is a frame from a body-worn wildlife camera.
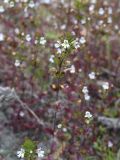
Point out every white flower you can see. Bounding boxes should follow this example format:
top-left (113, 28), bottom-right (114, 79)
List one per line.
top-left (85, 111), bottom-right (92, 118)
top-left (19, 111), bottom-right (25, 117)
top-left (0, 6), bottom-right (5, 13)
top-left (57, 48), bottom-right (62, 54)
top-left (91, 0), bottom-right (96, 4)
top-left (63, 128), bottom-right (67, 132)
top-left (114, 25), bottom-right (119, 30)
top-left (15, 59), bottom-right (20, 67)
top-left (25, 34), bottom-right (31, 42)
top-left (102, 82), bottom-right (109, 90)
top-left (37, 148), bottom-right (45, 158)
top-left (108, 7), bottom-right (112, 15)
top-left (54, 41), bottom-right (61, 48)
top-left (15, 28), bottom-right (20, 34)
top-left (107, 17), bottom-right (112, 24)
top-left (81, 19), bottom-right (86, 25)
top-left (72, 39), bottom-right (80, 49)
top-left (84, 94), bottom-right (90, 101)
top-left (98, 8), bottom-right (105, 15)
top-left (57, 124), bottom-right (62, 129)
top-left (69, 65), bottom-right (75, 73)
top-left (9, 1), bottom-right (15, 8)
top-left (28, 1), bottom-right (35, 8)
top-left (0, 33), bottom-right (4, 41)
top-left (17, 148), bottom-right (25, 158)
top-left (108, 141), bottom-right (113, 148)
top-left (82, 86), bottom-right (88, 94)
top-left (49, 55), bottom-right (54, 63)
top-left (79, 37), bottom-right (86, 44)
top-left (89, 5), bottom-right (95, 12)
top-left (61, 40), bottom-right (70, 49)
top-left (40, 37), bottom-right (46, 45)
top-left (4, 0), bottom-right (9, 3)
top-left (88, 72), bottom-right (96, 79)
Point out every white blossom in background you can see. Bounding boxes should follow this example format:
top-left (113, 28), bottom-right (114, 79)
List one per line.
top-left (0, 6), bottom-right (5, 13)
top-left (57, 124), bottom-right (62, 129)
top-left (98, 8), bottom-right (105, 15)
top-left (114, 25), bottom-right (119, 30)
top-left (49, 55), bottom-right (54, 63)
top-left (69, 65), bottom-right (75, 73)
top-left (0, 33), bottom-right (5, 41)
top-left (40, 37), bottom-right (46, 45)
top-left (89, 4), bottom-right (95, 13)
top-left (19, 111), bottom-right (25, 117)
top-left (88, 72), bottom-right (96, 79)
top-left (102, 82), bottom-right (109, 90)
top-left (4, 0), bottom-right (9, 3)
top-left (79, 36), bottom-right (86, 44)
top-left (15, 28), bottom-right (20, 34)
top-left (98, 20), bottom-right (104, 25)
top-left (17, 148), bottom-right (25, 158)
top-left (63, 128), bottom-right (67, 132)
top-left (108, 141), bottom-right (113, 148)
top-left (85, 111), bottom-right (92, 119)
top-left (9, 1), bottom-right (15, 8)
top-left (60, 24), bottom-right (66, 30)
top-left (54, 41), bottom-right (61, 48)
top-left (90, 0), bottom-right (96, 4)
top-left (82, 86), bottom-right (89, 94)
top-left (37, 148), bottom-right (45, 158)
top-left (108, 7), bottom-right (113, 15)
top-left (57, 48), bottom-right (62, 54)
top-left (61, 40), bottom-right (70, 49)
top-left (84, 94), bottom-right (90, 101)
top-left (15, 59), bottom-right (20, 67)
top-left (25, 34), bottom-right (31, 42)
top-left (107, 17), bottom-right (112, 24)
top-left (81, 19), bottom-right (86, 25)
top-left (72, 39), bottom-right (80, 49)
top-left (28, 1), bottom-right (35, 8)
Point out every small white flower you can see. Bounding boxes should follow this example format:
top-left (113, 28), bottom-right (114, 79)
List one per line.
top-left (114, 25), bottom-right (119, 30)
top-left (88, 72), bottom-right (96, 79)
top-left (98, 8), bottom-right (105, 15)
top-left (15, 28), bottom-right (20, 34)
top-left (108, 141), bottom-right (113, 148)
top-left (89, 5), bottom-right (95, 12)
top-left (61, 40), bottom-right (70, 49)
top-left (57, 48), bottom-right (62, 54)
top-left (54, 41), bottom-right (61, 48)
top-left (25, 34), bottom-right (31, 42)
top-left (40, 37), bottom-right (46, 45)
top-left (69, 65), bottom-right (75, 73)
top-left (79, 37), bottom-right (86, 44)
top-left (0, 33), bottom-right (4, 41)
top-left (60, 24), bottom-right (66, 30)
top-left (17, 148), bottom-right (25, 158)
top-left (15, 59), bottom-right (20, 67)
top-left (19, 111), bottom-right (25, 117)
top-left (84, 94), bottom-right (90, 101)
top-left (85, 111), bottom-right (92, 118)
top-left (57, 124), bottom-right (62, 129)
top-left (108, 7), bottom-right (112, 15)
top-left (4, 0), bottom-right (9, 3)
top-left (102, 82), bottom-right (109, 90)
top-left (0, 6), bottom-right (5, 13)
top-left (82, 86), bottom-right (88, 94)
top-left (49, 55), bottom-right (54, 63)
top-left (28, 1), bottom-right (35, 8)
top-left (72, 39), bottom-right (80, 49)
top-left (91, 0), bottom-right (96, 4)
top-left (81, 19), bottom-right (86, 25)
top-left (107, 17), bottom-right (112, 24)
top-left (37, 148), bottom-right (45, 158)
top-left (9, 1), bottom-right (15, 8)
top-left (98, 20), bottom-right (104, 25)
top-left (63, 128), bottom-right (67, 132)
